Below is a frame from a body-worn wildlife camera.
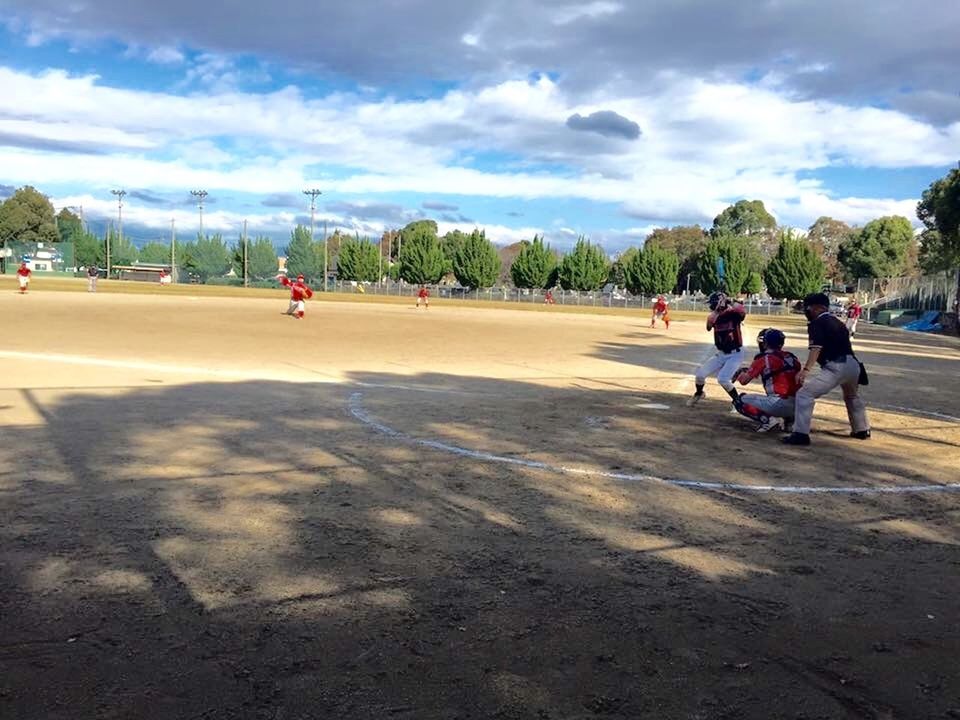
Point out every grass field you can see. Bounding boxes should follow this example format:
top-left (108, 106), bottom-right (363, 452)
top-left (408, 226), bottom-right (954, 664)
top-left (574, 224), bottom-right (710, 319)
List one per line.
top-left (1, 286), bottom-right (958, 719)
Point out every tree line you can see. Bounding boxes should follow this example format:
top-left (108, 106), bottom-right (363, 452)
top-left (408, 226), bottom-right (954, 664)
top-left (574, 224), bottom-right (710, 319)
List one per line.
top-left (0, 165), bottom-right (957, 300)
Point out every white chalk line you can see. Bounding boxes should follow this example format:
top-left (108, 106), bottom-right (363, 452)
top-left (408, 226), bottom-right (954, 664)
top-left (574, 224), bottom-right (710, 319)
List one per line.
top-left (348, 392), bottom-right (960, 495)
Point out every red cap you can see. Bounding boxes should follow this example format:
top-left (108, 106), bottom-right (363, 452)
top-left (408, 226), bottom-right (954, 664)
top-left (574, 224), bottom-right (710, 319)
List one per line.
top-left (297, 274), bottom-right (304, 281)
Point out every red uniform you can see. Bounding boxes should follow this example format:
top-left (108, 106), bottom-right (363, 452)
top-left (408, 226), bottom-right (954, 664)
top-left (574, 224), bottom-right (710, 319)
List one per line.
top-left (17, 263), bottom-right (31, 292)
top-left (416, 286), bottom-right (429, 308)
top-left (651, 297), bottom-right (670, 328)
top-left (280, 275), bottom-right (313, 318)
top-left (742, 349), bottom-right (800, 399)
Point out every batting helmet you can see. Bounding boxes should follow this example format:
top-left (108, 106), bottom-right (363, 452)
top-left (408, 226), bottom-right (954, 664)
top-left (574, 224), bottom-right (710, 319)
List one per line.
top-left (707, 291), bottom-right (726, 310)
top-left (763, 328), bottom-right (786, 349)
top-left (757, 327), bottom-right (774, 352)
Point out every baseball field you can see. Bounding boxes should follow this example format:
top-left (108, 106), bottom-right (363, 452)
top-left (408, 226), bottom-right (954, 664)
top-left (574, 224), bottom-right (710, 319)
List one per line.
top-left (2, 280), bottom-right (959, 719)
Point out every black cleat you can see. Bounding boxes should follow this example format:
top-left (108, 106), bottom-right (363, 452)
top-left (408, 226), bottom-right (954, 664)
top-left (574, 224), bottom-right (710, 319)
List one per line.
top-left (781, 432), bottom-right (811, 446)
top-left (850, 430), bottom-right (871, 440)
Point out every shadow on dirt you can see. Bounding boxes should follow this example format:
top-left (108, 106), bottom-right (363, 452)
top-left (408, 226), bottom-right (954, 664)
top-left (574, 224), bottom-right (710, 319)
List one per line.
top-left (1, 373), bottom-right (958, 720)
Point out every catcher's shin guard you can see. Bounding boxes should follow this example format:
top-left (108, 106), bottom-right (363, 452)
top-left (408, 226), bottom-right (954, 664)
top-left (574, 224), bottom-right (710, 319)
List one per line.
top-left (735, 400), bottom-right (770, 425)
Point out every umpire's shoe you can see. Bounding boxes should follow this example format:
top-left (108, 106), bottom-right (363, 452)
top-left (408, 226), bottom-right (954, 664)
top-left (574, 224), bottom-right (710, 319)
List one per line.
top-left (850, 430), bottom-right (871, 440)
top-left (782, 432), bottom-right (811, 446)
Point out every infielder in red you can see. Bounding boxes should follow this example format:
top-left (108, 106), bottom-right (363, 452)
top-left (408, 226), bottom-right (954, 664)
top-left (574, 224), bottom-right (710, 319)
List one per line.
top-left (845, 300), bottom-right (862, 337)
top-left (279, 274), bottom-right (313, 319)
top-left (17, 262), bottom-right (31, 293)
top-left (650, 295), bottom-right (670, 329)
top-left (416, 285), bottom-right (430, 309)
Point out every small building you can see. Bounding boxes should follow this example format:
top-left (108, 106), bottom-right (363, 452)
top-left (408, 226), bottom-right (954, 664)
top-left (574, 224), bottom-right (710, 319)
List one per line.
top-left (114, 263), bottom-right (172, 282)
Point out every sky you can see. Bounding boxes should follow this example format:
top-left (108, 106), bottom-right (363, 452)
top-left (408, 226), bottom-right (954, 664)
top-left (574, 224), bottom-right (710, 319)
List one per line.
top-left (0, 0), bottom-right (958, 251)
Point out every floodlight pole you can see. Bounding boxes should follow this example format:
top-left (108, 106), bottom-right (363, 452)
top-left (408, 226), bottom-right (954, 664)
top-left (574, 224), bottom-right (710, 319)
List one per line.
top-left (190, 190), bottom-right (208, 237)
top-left (110, 189), bottom-right (126, 277)
top-left (303, 189), bottom-right (323, 287)
top-left (170, 218), bottom-right (177, 282)
top-left (243, 219), bottom-right (249, 288)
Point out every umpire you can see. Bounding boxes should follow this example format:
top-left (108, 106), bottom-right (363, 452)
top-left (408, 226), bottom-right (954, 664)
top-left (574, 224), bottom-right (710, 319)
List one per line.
top-left (782, 292), bottom-right (870, 446)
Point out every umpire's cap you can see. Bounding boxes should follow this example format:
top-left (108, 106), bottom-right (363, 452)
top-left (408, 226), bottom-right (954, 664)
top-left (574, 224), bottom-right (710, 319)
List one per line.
top-left (802, 292), bottom-right (830, 308)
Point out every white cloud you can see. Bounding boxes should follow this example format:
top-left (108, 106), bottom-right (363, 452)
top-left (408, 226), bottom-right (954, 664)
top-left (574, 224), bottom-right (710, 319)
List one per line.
top-left (0, 65), bottom-right (954, 234)
top-left (553, 1), bottom-right (623, 25)
top-left (146, 45), bottom-right (185, 65)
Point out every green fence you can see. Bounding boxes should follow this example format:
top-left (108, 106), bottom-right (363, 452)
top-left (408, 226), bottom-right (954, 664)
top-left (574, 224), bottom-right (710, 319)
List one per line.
top-left (1, 241), bottom-right (75, 274)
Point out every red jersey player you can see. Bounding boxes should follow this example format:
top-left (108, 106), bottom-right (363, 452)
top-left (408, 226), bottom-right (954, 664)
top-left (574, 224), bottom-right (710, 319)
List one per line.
top-left (734, 328), bottom-right (800, 432)
top-left (279, 274), bottom-right (314, 319)
top-left (650, 295), bottom-right (670, 329)
top-left (17, 262), bottom-right (31, 293)
top-left (416, 285), bottom-right (430, 309)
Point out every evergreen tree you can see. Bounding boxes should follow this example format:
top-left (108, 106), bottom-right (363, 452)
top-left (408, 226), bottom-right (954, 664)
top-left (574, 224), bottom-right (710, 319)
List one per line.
top-left (285, 225), bottom-right (320, 281)
top-left (607, 247), bottom-right (639, 287)
top-left (441, 230), bottom-right (468, 275)
top-left (916, 168), bottom-right (960, 273)
top-left (139, 241), bottom-right (171, 265)
top-left (184, 233), bottom-right (231, 281)
top-left (696, 235), bottom-right (751, 294)
top-left (764, 232), bottom-right (825, 299)
top-left (744, 271), bottom-right (764, 295)
top-left (232, 236), bottom-right (279, 280)
top-left (623, 244), bottom-right (680, 295)
top-left (398, 223), bottom-right (446, 284)
top-left (556, 237), bottom-right (609, 291)
top-left (337, 236), bottom-right (382, 282)
top-left (105, 228), bottom-right (139, 266)
top-left (74, 230), bottom-right (103, 269)
top-left (510, 234), bottom-right (557, 289)
top-left (452, 229), bottom-right (501, 289)
top-left (56, 208), bottom-right (83, 243)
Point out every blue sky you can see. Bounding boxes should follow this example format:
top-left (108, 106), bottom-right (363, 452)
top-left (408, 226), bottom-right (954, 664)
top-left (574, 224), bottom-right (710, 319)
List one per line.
top-left (1, 1), bottom-right (958, 251)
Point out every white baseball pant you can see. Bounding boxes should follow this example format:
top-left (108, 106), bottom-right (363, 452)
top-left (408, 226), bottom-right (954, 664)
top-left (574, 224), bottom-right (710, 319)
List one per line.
top-left (793, 359), bottom-right (869, 435)
top-left (695, 349), bottom-right (744, 392)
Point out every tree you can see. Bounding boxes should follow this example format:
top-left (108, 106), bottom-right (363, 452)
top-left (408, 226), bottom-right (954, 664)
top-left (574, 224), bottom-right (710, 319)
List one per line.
top-left (56, 208), bottom-right (83, 243)
top-left (644, 225), bottom-right (709, 292)
top-left (232, 236), bottom-right (279, 280)
top-left (623, 244), bottom-right (680, 295)
top-left (744, 271), bottom-right (764, 295)
top-left (696, 235), bottom-right (751, 294)
top-left (712, 199), bottom-right (777, 238)
top-left (337, 236), bottom-right (381, 282)
top-left (74, 231), bottom-right (103, 269)
top-left (607, 247), bottom-right (639, 287)
top-left (807, 216), bottom-right (854, 281)
top-left (285, 225), bottom-right (320, 281)
top-left (184, 233), bottom-right (231, 281)
top-left (105, 228), bottom-right (139, 266)
top-left (452, 229), bottom-right (501, 289)
top-left (398, 223), bottom-right (446, 284)
top-left (510, 235), bottom-right (557, 289)
top-left (0, 186), bottom-right (59, 244)
top-left (441, 230), bottom-right (468, 275)
top-left (556, 237), bottom-right (609, 291)
top-left (916, 168), bottom-right (960, 273)
top-left (838, 216), bottom-right (916, 280)
top-left (764, 232), bottom-right (826, 299)
top-left (140, 241), bottom-right (171, 265)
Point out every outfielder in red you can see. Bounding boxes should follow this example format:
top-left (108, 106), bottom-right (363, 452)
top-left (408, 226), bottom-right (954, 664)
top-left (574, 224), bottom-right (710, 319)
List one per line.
top-left (650, 295), bottom-right (670, 329)
top-left (17, 262), bottom-right (31, 293)
top-left (416, 285), bottom-right (430, 309)
top-left (279, 274), bottom-right (314, 319)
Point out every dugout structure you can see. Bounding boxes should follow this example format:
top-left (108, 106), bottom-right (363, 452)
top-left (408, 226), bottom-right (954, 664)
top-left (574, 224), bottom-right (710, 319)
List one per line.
top-left (115, 263), bottom-right (172, 282)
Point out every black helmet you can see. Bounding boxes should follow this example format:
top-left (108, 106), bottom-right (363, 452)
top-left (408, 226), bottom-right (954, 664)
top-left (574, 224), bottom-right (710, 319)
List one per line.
top-left (707, 291), bottom-right (726, 310)
top-left (763, 328), bottom-right (786, 349)
top-left (757, 327), bottom-right (773, 352)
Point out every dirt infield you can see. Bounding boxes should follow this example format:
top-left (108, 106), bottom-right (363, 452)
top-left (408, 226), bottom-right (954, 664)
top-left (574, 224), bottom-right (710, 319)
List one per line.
top-left (2, 290), bottom-right (959, 719)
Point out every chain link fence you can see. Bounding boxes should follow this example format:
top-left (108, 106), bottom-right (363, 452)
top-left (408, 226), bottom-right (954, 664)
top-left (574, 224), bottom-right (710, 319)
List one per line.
top-left (323, 281), bottom-right (795, 315)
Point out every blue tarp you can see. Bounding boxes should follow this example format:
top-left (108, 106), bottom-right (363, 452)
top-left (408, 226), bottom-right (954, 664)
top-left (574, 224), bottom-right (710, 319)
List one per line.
top-left (902, 311), bottom-right (943, 332)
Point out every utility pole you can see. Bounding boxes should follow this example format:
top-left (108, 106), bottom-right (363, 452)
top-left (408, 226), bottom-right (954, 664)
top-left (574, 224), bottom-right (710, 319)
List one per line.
top-left (379, 232), bottom-right (383, 289)
top-left (110, 189), bottom-right (126, 277)
top-left (190, 190), bottom-right (208, 237)
top-left (242, 219), bottom-right (249, 288)
top-left (323, 221), bottom-right (328, 292)
top-left (302, 188), bottom-right (322, 288)
top-left (170, 218), bottom-right (177, 282)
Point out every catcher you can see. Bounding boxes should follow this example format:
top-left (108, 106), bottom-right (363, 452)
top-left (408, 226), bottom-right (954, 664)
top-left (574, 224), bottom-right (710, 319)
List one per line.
top-left (687, 291), bottom-right (745, 407)
top-left (279, 273), bottom-right (314, 319)
top-left (732, 328), bottom-right (800, 432)
top-left (650, 295), bottom-right (670, 329)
